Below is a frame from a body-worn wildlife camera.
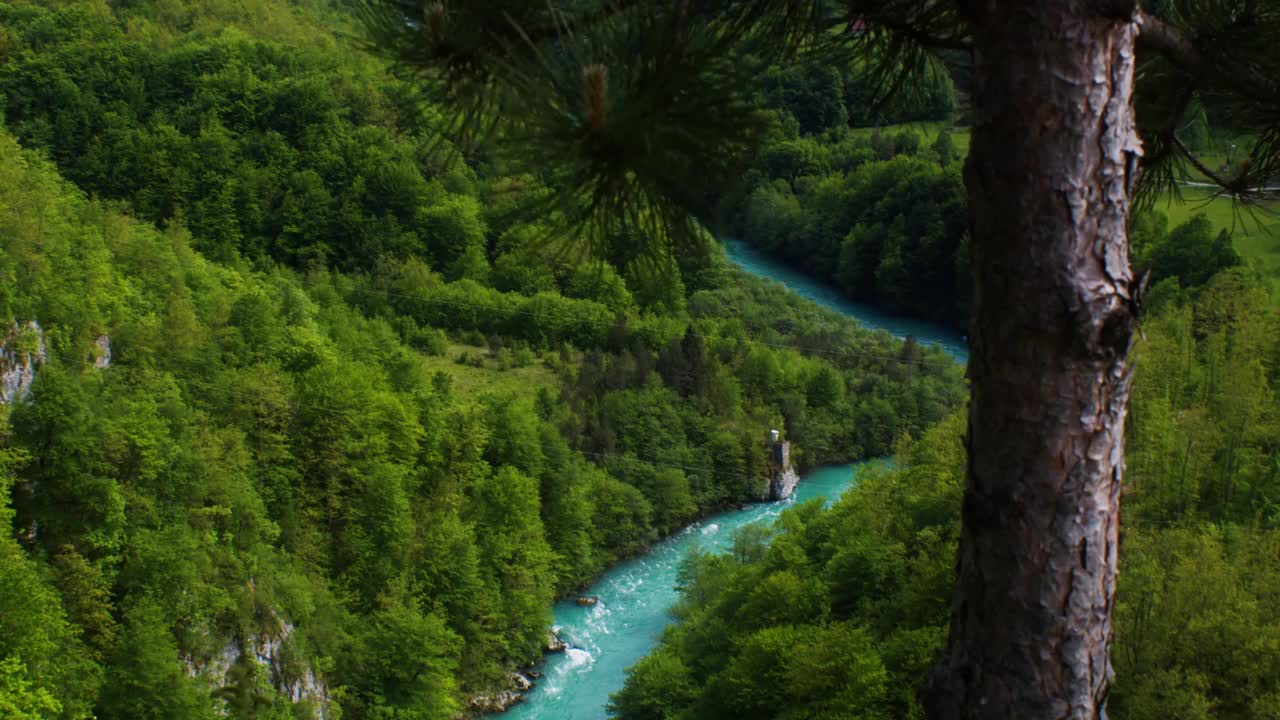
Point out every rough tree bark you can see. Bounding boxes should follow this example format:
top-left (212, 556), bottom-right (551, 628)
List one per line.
top-left (927, 3), bottom-right (1142, 719)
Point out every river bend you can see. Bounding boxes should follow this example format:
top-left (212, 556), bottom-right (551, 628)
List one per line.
top-left (499, 238), bottom-right (966, 719)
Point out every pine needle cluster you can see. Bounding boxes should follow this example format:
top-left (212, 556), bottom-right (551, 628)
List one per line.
top-left (1136, 0), bottom-right (1280, 214)
top-left (354, 0), bottom-right (839, 264)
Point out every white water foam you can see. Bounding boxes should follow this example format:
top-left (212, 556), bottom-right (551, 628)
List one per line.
top-left (541, 648), bottom-right (596, 698)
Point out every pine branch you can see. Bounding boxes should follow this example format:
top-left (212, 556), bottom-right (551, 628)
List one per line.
top-left (1173, 135), bottom-right (1235, 189)
top-left (852, 14), bottom-right (971, 52)
top-left (1136, 7), bottom-right (1280, 205)
top-left (846, 2), bottom-right (972, 52)
top-left (1134, 82), bottom-right (1195, 209)
top-left (836, 1), bottom-right (971, 116)
top-left (520, 1), bottom-right (632, 45)
top-left (1138, 10), bottom-right (1280, 104)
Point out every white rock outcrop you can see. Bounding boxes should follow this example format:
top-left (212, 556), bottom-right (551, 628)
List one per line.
top-left (181, 615), bottom-right (329, 718)
top-left (93, 334), bottom-right (112, 369)
top-left (1, 320), bottom-right (46, 405)
top-left (465, 673), bottom-right (535, 714)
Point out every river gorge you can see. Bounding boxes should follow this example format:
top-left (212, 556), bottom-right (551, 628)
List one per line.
top-left (499, 239), bottom-right (967, 719)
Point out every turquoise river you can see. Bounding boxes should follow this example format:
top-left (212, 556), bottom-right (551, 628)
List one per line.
top-left (498, 238), bottom-right (967, 719)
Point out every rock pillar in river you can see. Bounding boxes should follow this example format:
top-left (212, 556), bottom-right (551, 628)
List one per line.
top-left (766, 430), bottom-right (799, 501)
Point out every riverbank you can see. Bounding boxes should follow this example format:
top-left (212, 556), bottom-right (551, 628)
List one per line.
top-left (485, 240), bottom-right (968, 718)
top-left (495, 464), bottom-right (868, 720)
top-left (721, 239), bottom-right (969, 362)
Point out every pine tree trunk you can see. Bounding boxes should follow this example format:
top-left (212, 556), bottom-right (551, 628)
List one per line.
top-left (927, 3), bottom-right (1142, 719)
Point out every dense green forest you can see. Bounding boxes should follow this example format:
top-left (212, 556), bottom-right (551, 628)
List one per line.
top-left (0, 1), bottom-right (964, 718)
top-left (721, 122), bottom-right (1246, 329)
top-left (611, 262), bottom-right (1280, 719)
top-left (716, 64), bottom-right (1254, 329)
top-left (3, 0), bottom-right (1277, 719)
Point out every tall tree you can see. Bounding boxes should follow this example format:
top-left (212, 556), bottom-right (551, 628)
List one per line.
top-left (355, 1), bottom-right (1280, 717)
top-left (926, 5), bottom-right (1140, 718)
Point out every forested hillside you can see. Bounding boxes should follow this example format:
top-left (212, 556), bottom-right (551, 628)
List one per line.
top-left (6, 1), bottom-right (1273, 718)
top-left (612, 263), bottom-right (1280, 720)
top-left (716, 61), bottom-right (1263, 329)
top-left (0, 1), bottom-right (964, 718)
top-left (719, 116), bottom-right (1248, 330)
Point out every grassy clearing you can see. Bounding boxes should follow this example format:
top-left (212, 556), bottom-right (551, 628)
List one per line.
top-left (848, 121), bottom-right (972, 155)
top-left (416, 343), bottom-right (561, 402)
top-left (1156, 188), bottom-right (1280, 302)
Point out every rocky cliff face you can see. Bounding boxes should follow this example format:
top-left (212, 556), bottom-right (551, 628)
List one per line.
top-left (0, 323), bottom-right (112, 405)
top-left (1, 320), bottom-right (46, 405)
top-left (181, 614), bottom-right (330, 718)
top-left (93, 334), bottom-right (111, 369)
